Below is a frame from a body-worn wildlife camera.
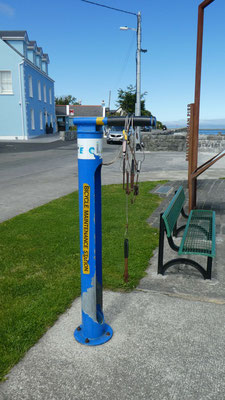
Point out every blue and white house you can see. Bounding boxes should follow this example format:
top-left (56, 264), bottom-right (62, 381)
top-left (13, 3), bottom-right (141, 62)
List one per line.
top-left (0, 31), bottom-right (56, 140)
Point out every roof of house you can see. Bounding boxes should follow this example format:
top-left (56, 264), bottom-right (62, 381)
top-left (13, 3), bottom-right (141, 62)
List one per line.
top-left (42, 53), bottom-right (50, 63)
top-left (55, 106), bottom-right (67, 116)
top-left (71, 105), bottom-right (103, 117)
top-left (55, 105), bottom-right (103, 117)
top-left (0, 31), bottom-right (49, 63)
top-left (27, 40), bottom-right (37, 48)
top-left (0, 30), bottom-right (27, 39)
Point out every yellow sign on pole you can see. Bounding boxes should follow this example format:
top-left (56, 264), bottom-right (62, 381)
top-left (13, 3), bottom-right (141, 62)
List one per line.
top-left (83, 184), bottom-right (90, 274)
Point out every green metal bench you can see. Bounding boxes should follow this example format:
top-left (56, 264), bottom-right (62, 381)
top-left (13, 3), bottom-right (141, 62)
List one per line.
top-left (158, 186), bottom-right (216, 279)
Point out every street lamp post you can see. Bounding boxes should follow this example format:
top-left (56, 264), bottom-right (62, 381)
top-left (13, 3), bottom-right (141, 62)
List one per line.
top-left (136, 11), bottom-right (141, 120)
top-left (120, 11), bottom-right (145, 146)
top-left (82, 2), bottom-right (146, 144)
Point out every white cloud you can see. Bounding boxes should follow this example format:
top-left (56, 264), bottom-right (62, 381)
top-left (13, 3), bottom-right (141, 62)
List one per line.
top-left (0, 2), bottom-right (15, 17)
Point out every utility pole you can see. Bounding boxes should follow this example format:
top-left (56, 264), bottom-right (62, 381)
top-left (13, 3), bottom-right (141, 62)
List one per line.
top-left (108, 90), bottom-right (111, 110)
top-left (81, 1), bottom-right (146, 145)
top-left (135, 11), bottom-right (141, 119)
top-left (120, 11), bottom-right (144, 146)
top-left (135, 11), bottom-right (141, 146)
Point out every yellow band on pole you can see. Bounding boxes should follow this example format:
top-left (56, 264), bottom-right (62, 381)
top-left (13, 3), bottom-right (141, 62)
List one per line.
top-left (96, 117), bottom-right (104, 126)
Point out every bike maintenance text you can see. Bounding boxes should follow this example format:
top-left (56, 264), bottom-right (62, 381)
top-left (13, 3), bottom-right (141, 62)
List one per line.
top-left (83, 184), bottom-right (90, 274)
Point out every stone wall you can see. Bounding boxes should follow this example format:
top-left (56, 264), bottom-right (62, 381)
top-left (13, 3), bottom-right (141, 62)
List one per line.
top-left (59, 130), bottom-right (77, 141)
top-left (142, 130), bottom-right (225, 152)
top-left (198, 134), bottom-right (225, 152)
top-left (141, 131), bottom-right (186, 152)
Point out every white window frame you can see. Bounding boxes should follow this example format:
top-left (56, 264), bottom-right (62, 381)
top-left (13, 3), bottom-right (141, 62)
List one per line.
top-left (31, 108), bottom-right (35, 130)
top-left (38, 81), bottom-right (41, 100)
top-left (49, 88), bottom-right (52, 104)
top-left (45, 111), bottom-right (48, 125)
top-left (29, 75), bottom-right (33, 97)
top-left (40, 111), bottom-right (43, 130)
top-left (43, 84), bottom-right (47, 103)
top-left (0, 70), bottom-right (13, 94)
top-left (36, 55), bottom-right (41, 69)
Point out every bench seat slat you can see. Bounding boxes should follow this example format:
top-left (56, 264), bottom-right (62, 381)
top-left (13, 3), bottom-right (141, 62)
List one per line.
top-left (162, 186), bottom-right (185, 237)
top-left (178, 210), bottom-right (216, 257)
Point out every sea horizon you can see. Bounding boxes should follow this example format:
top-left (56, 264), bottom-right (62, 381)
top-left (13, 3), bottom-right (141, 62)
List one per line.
top-left (168, 127), bottom-right (225, 134)
top-left (199, 128), bottom-right (225, 135)
top-left (165, 119), bottom-right (225, 130)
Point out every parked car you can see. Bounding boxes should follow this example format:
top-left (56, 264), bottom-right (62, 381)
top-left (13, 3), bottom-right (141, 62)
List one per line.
top-left (107, 126), bottom-right (124, 144)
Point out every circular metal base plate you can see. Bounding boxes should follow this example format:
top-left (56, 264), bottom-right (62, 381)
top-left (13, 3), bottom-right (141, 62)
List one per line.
top-left (74, 324), bottom-right (113, 346)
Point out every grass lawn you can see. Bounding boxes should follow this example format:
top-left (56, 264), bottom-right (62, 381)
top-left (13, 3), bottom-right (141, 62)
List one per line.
top-left (0, 181), bottom-right (164, 380)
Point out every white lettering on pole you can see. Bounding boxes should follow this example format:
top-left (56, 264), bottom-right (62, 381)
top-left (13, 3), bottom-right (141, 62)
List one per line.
top-left (78, 138), bottom-right (102, 159)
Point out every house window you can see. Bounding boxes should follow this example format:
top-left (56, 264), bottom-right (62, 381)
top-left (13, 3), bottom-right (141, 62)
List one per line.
top-left (37, 56), bottom-right (41, 69)
top-left (0, 71), bottom-right (13, 94)
top-left (29, 76), bottom-right (33, 97)
top-left (43, 84), bottom-right (47, 102)
top-left (45, 111), bottom-right (48, 125)
top-left (49, 88), bottom-right (52, 104)
top-left (31, 109), bottom-right (35, 130)
top-left (40, 111), bottom-right (43, 130)
top-left (38, 81), bottom-right (41, 100)
top-left (50, 114), bottom-right (53, 126)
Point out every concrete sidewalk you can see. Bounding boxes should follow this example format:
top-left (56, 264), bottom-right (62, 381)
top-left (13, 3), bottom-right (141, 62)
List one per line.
top-left (0, 132), bottom-right (62, 144)
top-left (1, 180), bottom-right (225, 399)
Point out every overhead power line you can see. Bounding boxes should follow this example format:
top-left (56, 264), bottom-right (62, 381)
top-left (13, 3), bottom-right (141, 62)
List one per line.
top-left (81, 0), bottom-right (137, 16)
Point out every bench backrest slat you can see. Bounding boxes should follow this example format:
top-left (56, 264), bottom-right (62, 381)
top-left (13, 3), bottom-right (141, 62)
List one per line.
top-left (162, 186), bottom-right (185, 237)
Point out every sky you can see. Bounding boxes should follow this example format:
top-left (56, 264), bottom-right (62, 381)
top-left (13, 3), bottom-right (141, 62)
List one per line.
top-left (0, 0), bottom-right (225, 126)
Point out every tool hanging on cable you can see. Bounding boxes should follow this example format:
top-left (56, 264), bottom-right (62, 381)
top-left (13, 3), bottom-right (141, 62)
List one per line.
top-left (84, 115), bottom-right (155, 284)
top-left (122, 139), bottom-right (127, 190)
top-left (121, 115), bottom-right (145, 282)
top-left (124, 238), bottom-right (129, 283)
top-left (122, 116), bottom-right (131, 283)
top-left (103, 115), bottom-right (145, 285)
top-left (134, 159), bottom-right (142, 197)
top-left (122, 117), bottom-right (144, 200)
top-left (130, 159), bottom-right (135, 191)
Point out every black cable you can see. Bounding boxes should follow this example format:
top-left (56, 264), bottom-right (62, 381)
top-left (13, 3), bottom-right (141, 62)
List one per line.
top-left (81, 0), bottom-right (137, 16)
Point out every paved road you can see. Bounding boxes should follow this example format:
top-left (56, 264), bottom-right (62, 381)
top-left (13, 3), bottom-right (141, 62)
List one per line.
top-left (0, 140), bottom-right (77, 222)
top-left (1, 139), bottom-right (225, 222)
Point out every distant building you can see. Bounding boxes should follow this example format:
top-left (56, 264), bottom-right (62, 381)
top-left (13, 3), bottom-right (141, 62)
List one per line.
top-left (55, 105), bottom-right (105, 130)
top-left (0, 31), bottom-right (56, 140)
top-left (105, 106), bottom-right (126, 116)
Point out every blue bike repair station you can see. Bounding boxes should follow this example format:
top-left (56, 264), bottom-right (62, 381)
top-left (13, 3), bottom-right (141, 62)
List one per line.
top-left (73, 116), bottom-right (156, 346)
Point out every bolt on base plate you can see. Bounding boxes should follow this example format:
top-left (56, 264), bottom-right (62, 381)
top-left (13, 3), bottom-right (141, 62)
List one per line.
top-left (74, 324), bottom-right (113, 346)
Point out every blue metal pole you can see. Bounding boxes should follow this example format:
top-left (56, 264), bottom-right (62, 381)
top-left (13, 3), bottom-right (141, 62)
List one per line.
top-left (74, 117), bottom-right (113, 346)
top-left (73, 115), bottom-right (155, 346)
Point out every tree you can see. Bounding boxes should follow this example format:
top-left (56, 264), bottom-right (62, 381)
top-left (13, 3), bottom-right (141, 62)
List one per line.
top-left (116, 85), bottom-right (166, 129)
top-left (116, 84), bottom-right (152, 116)
top-left (156, 121), bottom-right (163, 129)
top-left (156, 121), bottom-right (167, 130)
top-left (55, 95), bottom-right (79, 105)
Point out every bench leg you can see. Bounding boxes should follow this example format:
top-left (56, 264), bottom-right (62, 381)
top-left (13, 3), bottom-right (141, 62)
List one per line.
top-left (173, 224), bottom-right (186, 238)
top-left (206, 257), bottom-right (212, 279)
top-left (160, 258), bottom-right (208, 280)
top-left (158, 214), bottom-right (165, 275)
